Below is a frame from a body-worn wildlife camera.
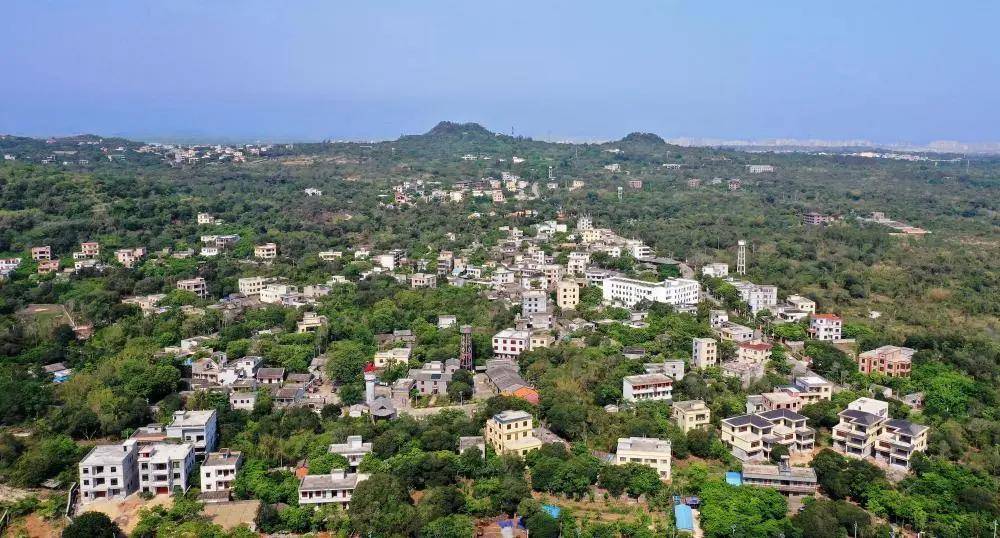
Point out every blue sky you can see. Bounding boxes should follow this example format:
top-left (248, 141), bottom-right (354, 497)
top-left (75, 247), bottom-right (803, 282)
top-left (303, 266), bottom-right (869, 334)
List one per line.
top-left (1, 1), bottom-right (997, 143)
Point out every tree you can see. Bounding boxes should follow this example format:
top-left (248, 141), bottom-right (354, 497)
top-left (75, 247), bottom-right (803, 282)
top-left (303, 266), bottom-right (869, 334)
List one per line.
top-left (63, 512), bottom-right (121, 538)
top-left (349, 473), bottom-right (419, 537)
top-left (687, 428), bottom-right (713, 458)
top-left (769, 443), bottom-right (789, 463)
top-left (420, 514), bottom-right (475, 538)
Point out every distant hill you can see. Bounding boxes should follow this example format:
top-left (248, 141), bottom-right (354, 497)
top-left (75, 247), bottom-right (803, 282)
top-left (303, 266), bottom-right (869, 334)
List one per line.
top-left (423, 121), bottom-right (497, 140)
top-left (620, 132), bottom-right (665, 145)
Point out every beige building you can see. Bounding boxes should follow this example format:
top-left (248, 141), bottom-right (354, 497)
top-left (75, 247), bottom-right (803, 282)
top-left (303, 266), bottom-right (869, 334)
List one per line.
top-left (409, 273), bottom-right (437, 289)
top-left (177, 277), bottom-right (208, 299)
top-left (254, 243), bottom-right (278, 260)
top-left (485, 410), bottom-right (543, 456)
top-left (672, 400), bottom-right (711, 433)
top-left (832, 397), bottom-right (928, 469)
top-left (623, 373), bottom-right (673, 402)
top-left (373, 347), bottom-right (411, 369)
top-left (720, 409), bottom-right (814, 462)
top-left (692, 338), bottom-right (717, 369)
top-left (856, 346), bottom-right (914, 377)
top-left (615, 437), bottom-right (671, 480)
top-left (556, 280), bottom-right (580, 310)
top-left (737, 340), bottom-right (773, 363)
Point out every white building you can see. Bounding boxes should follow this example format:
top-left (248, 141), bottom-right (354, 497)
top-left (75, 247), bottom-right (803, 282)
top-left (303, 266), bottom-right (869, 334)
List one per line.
top-left (166, 410), bottom-right (218, 455)
top-left (692, 338), bottom-right (718, 369)
top-left (701, 263), bottom-right (729, 278)
top-left (786, 295), bottom-right (816, 314)
top-left (201, 449), bottom-right (243, 495)
top-left (522, 290), bottom-right (549, 315)
top-left (602, 276), bottom-right (700, 308)
top-left (492, 328), bottom-right (531, 359)
top-left (329, 436), bottom-right (373, 470)
top-left (237, 276), bottom-right (276, 295)
top-left (567, 252), bottom-right (590, 275)
top-left (176, 277), bottom-right (208, 299)
top-left (298, 470), bottom-right (369, 508)
top-left (260, 283), bottom-right (298, 304)
top-left (622, 373), bottom-right (673, 402)
top-left (79, 441), bottom-right (139, 503)
top-left (138, 443), bottom-right (195, 495)
top-left (615, 437), bottom-right (671, 480)
top-left (809, 314), bottom-right (842, 341)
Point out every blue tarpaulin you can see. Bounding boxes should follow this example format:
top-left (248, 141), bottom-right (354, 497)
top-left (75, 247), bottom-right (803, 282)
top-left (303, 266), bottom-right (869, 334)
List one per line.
top-left (726, 471), bottom-right (743, 486)
top-left (541, 504), bottom-right (561, 519)
top-left (674, 504), bottom-right (694, 531)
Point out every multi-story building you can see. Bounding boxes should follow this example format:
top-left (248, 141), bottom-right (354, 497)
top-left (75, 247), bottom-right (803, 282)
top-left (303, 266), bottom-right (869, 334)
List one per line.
top-left (138, 442), bottom-right (195, 495)
top-left (80, 241), bottom-right (100, 258)
top-left (296, 312), bottom-right (328, 334)
top-left (521, 290), bottom-right (549, 315)
top-left (615, 437), bottom-right (671, 480)
top-left (556, 280), bottom-right (580, 310)
top-left (785, 295), bottom-right (816, 314)
top-left (729, 280), bottom-right (778, 314)
top-left (201, 449), bottom-right (243, 495)
top-left (254, 243), bottom-right (278, 259)
top-left (166, 410), bottom-right (218, 455)
top-left (786, 375), bottom-right (834, 405)
top-left (259, 283), bottom-right (298, 304)
top-left (567, 252), bottom-right (590, 275)
top-left (176, 277), bottom-right (208, 299)
top-left (809, 314), bottom-right (842, 341)
top-left (740, 458), bottom-right (818, 495)
top-left (485, 410), bottom-right (543, 456)
top-left (329, 436), bottom-right (373, 470)
top-left (298, 470), bottom-right (370, 508)
top-left (737, 340), bottom-right (773, 363)
top-left (37, 260), bottom-right (60, 274)
top-left (197, 213), bottom-right (216, 225)
top-left (622, 373), bottom-right (673, 402)
top-left (237, 276), bottom-right (275, 295)
top-left (492, 328), bottom-right (531, 359)
top-left (672, 400), bottom-right (711, 433)
top-left (856, 346), bottom-right (914, 377)
top-left (79, 441), bottom-right (139, 503)
top-left (407, 360), bottom-right (459, 395)
top-left (692, 338), bottom-right (718, 369)
top-left (115, 247), bottom-right (146, 269)
top-left (802, 212), bottom-right (833, 226)
top-left (832, 397), bottom-right (928, 469)
top-left (701, 263), bottom-right (729, 278)
top-left (436, 251), bottom-right (454, 276)
top-left (409, 273), bottom-right (437, 289)
top-left (31, 246), bottom-right (52, 261)
top-left (373, 347), bottom-right (411, 369)
top-left (602, 276), bottom-right (700, 308)
top-left (716, 322), bottom-right (754, 342)
top-left (720, 409), bottom-right (814, 462)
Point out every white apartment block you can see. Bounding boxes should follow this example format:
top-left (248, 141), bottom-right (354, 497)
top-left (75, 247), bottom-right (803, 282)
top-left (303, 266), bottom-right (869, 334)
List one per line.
top-left (522, 290), bottom-right (549, 315)
top-left (176, 277), bottom-right (208, 299)
top-left (602, 276), bottom-right (700, 308)
top-left (298, 470), bottom-right (369, 508)
top-left (79, 441), bottom-right (139, 503)
top-left (615, 437), bottom-right (672, 480)
top-left (201, 449), bottom-right (243, 494)
top-left (729, 280), bottom-right (778, 314)
top-left (692, 338), bottom-right (718, 369)
top-left (492, 328), bottom-right (531, 359)
top-left (166, 410), bottom-right (218, 455)
top-left (329, 436), bottom-right (373, 469)
top-left (622, 373), bottom-right (673, 402)
top-left (701, 263), bottom-right (729, 278)
top-left (260, 283), bottom-right (298, 304)
top-left (809, 314), bottom-right (842, 341)
top-left (138, 442), bottom-right (195, 495)
top-left (556, 280), bottom-right (580, 310)
top-left (254, 243), bottom-right (278, 259)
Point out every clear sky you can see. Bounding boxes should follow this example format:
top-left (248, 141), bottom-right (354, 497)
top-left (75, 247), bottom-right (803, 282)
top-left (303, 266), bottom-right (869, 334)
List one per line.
top-left (1, 1), bottom-right (997, 143)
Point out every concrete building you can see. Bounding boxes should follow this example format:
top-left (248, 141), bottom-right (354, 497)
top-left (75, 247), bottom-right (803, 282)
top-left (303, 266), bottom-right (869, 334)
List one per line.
top-left (254, 243), bottom-right (277, 260)
top-left (79, 441), bottom-right (139, 503)
top-left (567, 252), bottom-right (590, 275)
top-left (485, 410), bottom-right (543, 456)
top-left (856, 346), bottom-right (914, 377)
top-left (407, 360), bottom-right (459, 395)
top-left (410, 273), bottom-right (438, 289)
top-left (259, 283), bottom-right (298, 304)
top-left (832, 397), bottom-right (928, 469)
top-left (197, 213), bottom-right (216, 225)
top-left (786, 295), bottom-right (816, 314)
top-left (737, 340), bottom-right (773, 363)
top-left (672, 400), bottom-right (711, 433)
top-left (492, 328), bottom-right (531, 359)
top-left (720, 409), bottom-right (815, 462)
top-left (176, 277), bottom-right (208, 299)
top-left (741, 458), bottom-right (818, 495)
top-left (166, 410), bottom-right (218, 455)
top-left (615, 437), bottom-right (672, 480)
top-left (115, 247), bottom-right (146, 269)
top-left (809, 314), bottom-right (842, 341)
top-left (556, 280), bottom-right (580, 310)
top-left (692, 338), bottom-right (718, 369)
top-left (296, 312), bottom-right (328, 334)
top-left (31, 246), bottom-right (52, 261)
top-left (201, 449), bottom-right (243, 495)
top-left (237, 276), bottom-right (275, 295)
top-left (522, 290), bottom-right (549, 315)
top-left (373, 347), bottom-right (411, 369)
top-left (602, 276), bottom-right (700, 308)
top-left (298, 470), bottom-right (369, 508)
top-left (138, 442), bottom-right (195, 495)
top-left (622, 373), bottom-right (673, 403)
top-left (716, 322), bottom-right (755, 342)
top-left (701, 263), bottom-right (729, 278)
top-left (328, 436), bottom-right (372, 470)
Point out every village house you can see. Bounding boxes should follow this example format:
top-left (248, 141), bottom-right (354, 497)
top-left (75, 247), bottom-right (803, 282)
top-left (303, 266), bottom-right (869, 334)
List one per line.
top-left (692, 338), bottom-right (718, 369)
top-left (254, 243), bottom-right (277, 260)
top-left (80, 241), bottom-right (100, 258)
top-left (409, 272), bottom-right (437, 289)
top-left (166, 410), bottom-right (218, 455)
top-left (37, 260), bottom-right (60, 274)
top-left (256, 367), bottom-right (285, 385)
top-left (79, 441), bottom-right (139, 503)
top-left (556, 280), bottom-right (580, 310)
top-left (115, 247), bottom-right (146, 268)
top-left (492, 328), bottom-right (531, 359)
top-left (737, 340), bottom-right (773, 363)
top-left (197, 213), bottom-right (216, 225)
top-left (296, 311), bottom-right (328, 333)
top-left (200, 449), bottom-right (243, 499)
top-left (856, 345), bottom-right (914, 377)
top-left (716, 322), bottom-right (755, 342)
top-left (176, 277), bottom-right (208, 298)
top-left (740, 458), bottom-right (818, 495)
top-left (407, 359), bottom-right (459, 395)
top-left (720, 409), bottom-right (815, 462)
top-left (809, 314), bottom-right (842, 341)
top-left (373, 347), bottom-right (412, 369)
top-left (31, 246), bottom-right (51, 261)
top-left (615, 437), bottom-right (672, 480)
top-left (329, 436), bottom-right (373, 470)
top-left (832, 397), bottom-right (928, 469)
top-left (485, 410), bottom-right (543, 456)
top-left (298, 470), bottom-right (369, 508)
top-left (259, 283), bottom-right (298, 304)
top-left (701, 262), bottom-right (729, 278)
top-left (622, 373), bottom-right (673, 403)
top-left (672, 400), bottom-right (711, 433)
top-left (138, 442), bottom-right (195, 495)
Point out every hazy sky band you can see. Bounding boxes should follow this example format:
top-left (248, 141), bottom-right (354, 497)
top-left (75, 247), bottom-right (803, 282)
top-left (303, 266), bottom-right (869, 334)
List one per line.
top-left (2, 1), bottom-right (997, 143)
